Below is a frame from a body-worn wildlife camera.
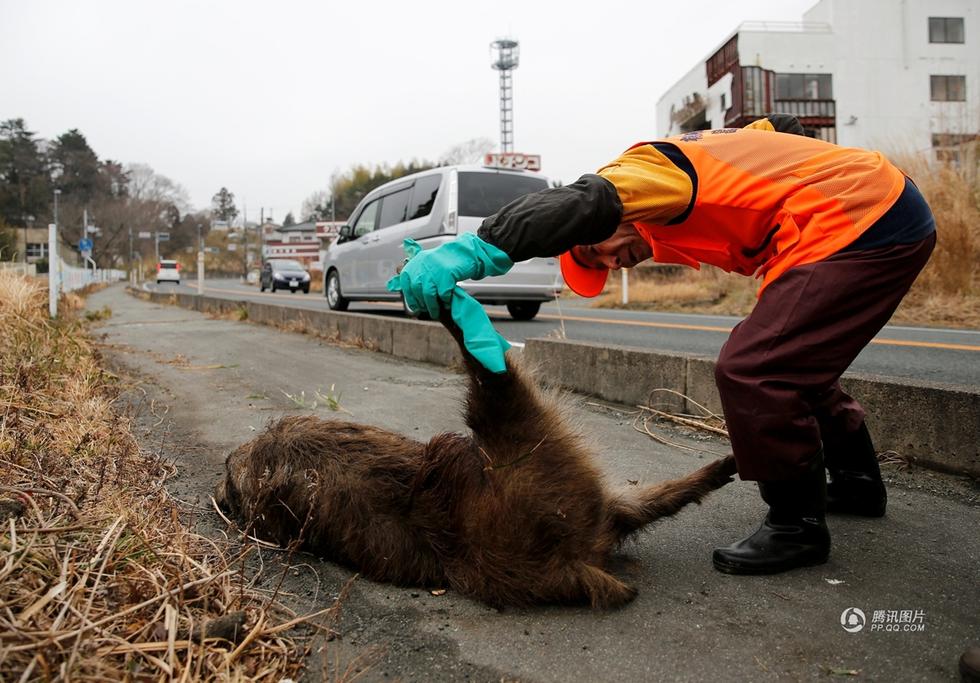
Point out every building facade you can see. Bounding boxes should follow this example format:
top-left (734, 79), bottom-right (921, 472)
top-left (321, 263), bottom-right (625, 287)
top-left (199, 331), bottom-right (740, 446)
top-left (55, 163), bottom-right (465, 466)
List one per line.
top-left (260, 221), bottom-right (321, 266)
top-left (10, 225), bottom-right (83, 267)
top-left (656, 0), bottom-right (979, 160)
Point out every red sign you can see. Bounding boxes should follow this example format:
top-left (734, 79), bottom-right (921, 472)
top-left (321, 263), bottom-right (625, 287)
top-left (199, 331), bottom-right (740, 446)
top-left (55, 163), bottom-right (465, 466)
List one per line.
top-left (484, 153), bottom-right (541, 171)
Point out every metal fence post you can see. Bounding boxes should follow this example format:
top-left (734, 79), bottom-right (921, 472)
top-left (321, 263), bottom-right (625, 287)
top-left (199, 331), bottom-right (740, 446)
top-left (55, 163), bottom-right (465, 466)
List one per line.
top-left (48, 223), bottom-right (58, 318)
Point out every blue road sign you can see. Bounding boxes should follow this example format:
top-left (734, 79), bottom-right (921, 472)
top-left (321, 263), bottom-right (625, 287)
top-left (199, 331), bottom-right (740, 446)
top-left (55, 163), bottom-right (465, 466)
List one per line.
top-left (79, 238), bottom-right (93, 252)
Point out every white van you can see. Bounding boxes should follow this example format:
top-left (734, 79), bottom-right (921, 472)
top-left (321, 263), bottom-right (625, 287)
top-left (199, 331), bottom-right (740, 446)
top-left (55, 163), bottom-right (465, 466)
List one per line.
top-left (321, 165), bottom-right (563, 320)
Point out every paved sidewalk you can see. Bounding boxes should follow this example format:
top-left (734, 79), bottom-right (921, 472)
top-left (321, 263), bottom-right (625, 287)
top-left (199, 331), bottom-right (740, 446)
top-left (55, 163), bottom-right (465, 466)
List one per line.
top-left (89, 285), bottom-right (979, 682)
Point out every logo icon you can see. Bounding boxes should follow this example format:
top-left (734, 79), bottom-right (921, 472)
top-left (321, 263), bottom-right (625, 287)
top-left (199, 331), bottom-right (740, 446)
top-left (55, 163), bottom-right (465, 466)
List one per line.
top-left (841, 607), bottom-right (866, 633)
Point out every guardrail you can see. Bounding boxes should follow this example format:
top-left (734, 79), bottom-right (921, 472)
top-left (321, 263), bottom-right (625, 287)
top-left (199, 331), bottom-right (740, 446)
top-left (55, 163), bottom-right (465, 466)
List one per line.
top-left (130, 287), bottom-right (980, 479)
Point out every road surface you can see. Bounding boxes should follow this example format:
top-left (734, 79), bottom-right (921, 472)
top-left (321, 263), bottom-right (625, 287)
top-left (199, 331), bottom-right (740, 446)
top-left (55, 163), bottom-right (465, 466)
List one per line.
top-left (148, 278), bottom-right (980, 387)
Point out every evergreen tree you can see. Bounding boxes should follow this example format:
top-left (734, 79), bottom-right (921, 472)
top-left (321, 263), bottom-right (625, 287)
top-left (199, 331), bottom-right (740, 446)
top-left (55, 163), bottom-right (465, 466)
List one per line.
top-left (0, 118), bottom-right (51, 226)
top-left (211, 187), bottom-right (238, 223)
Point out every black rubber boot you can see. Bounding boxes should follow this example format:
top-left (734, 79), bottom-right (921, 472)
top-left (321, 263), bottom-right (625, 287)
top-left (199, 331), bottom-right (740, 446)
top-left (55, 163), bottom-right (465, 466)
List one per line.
top-left (961, 645), bottom-right (980, 683)
top-left (713, 455), bottom-right (831, 575)
top-left (824, 423), bottom-right (887, 517)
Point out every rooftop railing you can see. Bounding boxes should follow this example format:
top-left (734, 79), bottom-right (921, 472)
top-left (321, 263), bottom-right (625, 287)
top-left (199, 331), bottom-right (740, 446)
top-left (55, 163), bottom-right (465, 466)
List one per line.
top-left (738, 21), bottom-right (832, 33)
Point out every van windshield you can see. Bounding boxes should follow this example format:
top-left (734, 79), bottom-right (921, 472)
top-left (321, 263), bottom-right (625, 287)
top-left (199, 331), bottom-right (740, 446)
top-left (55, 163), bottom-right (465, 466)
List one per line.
top-left (458, 172), bottom-right (548, 218)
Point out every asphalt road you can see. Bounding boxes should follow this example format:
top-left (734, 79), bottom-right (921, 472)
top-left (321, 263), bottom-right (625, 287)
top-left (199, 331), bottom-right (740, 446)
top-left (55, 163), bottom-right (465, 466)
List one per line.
top-left (149, 278), bottom-right (980, 388)
top-left (90, 284), bottom-right (979, 682)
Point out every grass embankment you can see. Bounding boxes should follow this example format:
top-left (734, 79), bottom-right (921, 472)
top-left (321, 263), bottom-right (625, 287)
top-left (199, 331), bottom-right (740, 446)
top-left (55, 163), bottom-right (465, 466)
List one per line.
top-left (594, 155), bottom-right (980, 329)
top-left (0, 273), bottom-right (330, 680)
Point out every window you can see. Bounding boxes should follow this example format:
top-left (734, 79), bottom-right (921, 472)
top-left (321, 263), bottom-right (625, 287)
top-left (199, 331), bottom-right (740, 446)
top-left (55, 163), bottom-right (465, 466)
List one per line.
top-left (720, 93), bottom-right (727, 112)
top-left (932, 133), bottom-right (978, 163)
top-left (458, 172), bottom-right (548, 218)
top-left (929, 17), bottom-right (964, 44)
top-left (742, 67), bottom-right (766, 118)
top-left (407, 174), bottom-right (442, 220)
top-left (775, 73), bottom-right (833, 100)
top-left (931, 75), bottom-right (966, 101)
top-left (26, 243), bottom-right (48, 259)
top-left (378, 188), bottom-right (411, 229)
top-left (351, 199), bottom-right (379, 237)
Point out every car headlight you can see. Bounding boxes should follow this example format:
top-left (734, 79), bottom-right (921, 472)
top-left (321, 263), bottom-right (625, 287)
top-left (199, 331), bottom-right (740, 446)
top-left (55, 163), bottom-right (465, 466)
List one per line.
top-left (302, 273), bottom-right (310, 281)
top-left (273, 272), bottom-right (285, 280)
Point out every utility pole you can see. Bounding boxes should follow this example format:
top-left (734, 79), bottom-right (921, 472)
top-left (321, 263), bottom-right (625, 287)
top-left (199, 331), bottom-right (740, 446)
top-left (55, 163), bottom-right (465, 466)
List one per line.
top-left (196, 223), bottom-right (204, 294)
top-left (241, 204), bottom-right (248, 279)
top-left (128, 226), bottom-right (133, 284)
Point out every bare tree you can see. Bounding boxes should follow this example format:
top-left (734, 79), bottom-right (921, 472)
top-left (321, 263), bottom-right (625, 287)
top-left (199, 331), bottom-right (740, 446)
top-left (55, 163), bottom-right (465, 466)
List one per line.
top-left (301, 189), bottom-right (331, 222)
top-left (440, 137), bottom-right (495, 165)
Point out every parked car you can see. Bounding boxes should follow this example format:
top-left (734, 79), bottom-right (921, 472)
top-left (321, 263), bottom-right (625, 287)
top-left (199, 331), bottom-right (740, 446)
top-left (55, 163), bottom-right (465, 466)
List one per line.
top-left (321, 165), bottom-right (563, 320)
top-left (156, 259), bottom-right (181, 284)
top-left (260, 259), bottom-right (311, 293)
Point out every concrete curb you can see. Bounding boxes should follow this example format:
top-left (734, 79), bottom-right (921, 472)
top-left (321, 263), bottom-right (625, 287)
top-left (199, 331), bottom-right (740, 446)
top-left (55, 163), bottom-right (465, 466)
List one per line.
top-left (130, 287), bottom-right (979, 479)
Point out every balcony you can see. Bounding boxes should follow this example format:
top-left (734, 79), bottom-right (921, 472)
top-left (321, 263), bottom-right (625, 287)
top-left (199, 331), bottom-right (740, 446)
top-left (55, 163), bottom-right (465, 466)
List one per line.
top-left (773, 99), bottom-right (836, 120)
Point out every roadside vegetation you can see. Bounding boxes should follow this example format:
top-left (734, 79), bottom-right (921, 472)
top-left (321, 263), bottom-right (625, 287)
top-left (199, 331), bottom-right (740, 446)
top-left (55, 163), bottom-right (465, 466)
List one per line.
top-left (593, 155), bottom-right (980, 329)
top-left (0, 272), bottom-right (335, 680)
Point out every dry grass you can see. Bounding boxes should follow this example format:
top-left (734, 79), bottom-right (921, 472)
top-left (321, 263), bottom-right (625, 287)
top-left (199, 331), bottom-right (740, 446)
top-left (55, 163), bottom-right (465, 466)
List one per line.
top-left (591, 153), bottom-right (980, 328)
top-left (0, 272), bottom-right (337, 681)
top-left (592, 265), bottom-right (758, 317)
top-left (890, 153), bottom-right (980, 328)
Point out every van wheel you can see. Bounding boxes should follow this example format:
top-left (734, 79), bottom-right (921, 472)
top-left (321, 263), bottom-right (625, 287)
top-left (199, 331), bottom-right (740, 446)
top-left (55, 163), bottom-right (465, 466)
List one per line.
top-left (326, 270), bottom-right (349, 311)
top-left (506, 301), bottom-right (541, 321)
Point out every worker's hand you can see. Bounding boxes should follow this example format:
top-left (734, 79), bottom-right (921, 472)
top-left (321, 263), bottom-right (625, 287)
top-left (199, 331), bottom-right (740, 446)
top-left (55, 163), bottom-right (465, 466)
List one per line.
top-left (386, 233), bottom-right (513, 319)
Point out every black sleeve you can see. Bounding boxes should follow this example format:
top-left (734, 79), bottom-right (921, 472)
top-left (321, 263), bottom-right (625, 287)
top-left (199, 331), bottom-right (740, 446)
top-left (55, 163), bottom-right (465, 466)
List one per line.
top-left (766, 113), bottom-right (806, 136)
top-left (476, 173), bottom-right (623, 261)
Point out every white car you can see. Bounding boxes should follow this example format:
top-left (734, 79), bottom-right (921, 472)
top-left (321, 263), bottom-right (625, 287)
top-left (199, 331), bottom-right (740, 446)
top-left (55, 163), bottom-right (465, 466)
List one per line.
top-left (156, 260), bottom-right (181, 284)
top-left (322, 165), bottom-right (563, 320)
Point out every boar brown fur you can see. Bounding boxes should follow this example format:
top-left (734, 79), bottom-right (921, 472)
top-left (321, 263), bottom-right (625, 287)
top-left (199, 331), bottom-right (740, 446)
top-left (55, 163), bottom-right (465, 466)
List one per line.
top-left (215, 314), bottom-right (737, 608)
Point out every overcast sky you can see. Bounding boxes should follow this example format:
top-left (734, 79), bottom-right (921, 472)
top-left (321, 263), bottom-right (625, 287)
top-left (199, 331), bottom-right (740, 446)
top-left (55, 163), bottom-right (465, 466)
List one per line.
top-left (2, 0), bottom-right (816, 221)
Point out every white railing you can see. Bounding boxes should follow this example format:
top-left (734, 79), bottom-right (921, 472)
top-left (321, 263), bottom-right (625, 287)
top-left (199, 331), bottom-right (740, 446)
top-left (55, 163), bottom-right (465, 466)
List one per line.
top-left (58, 259), bottom-right (127, 292)
top-left (0, 262), bottom-right (37, 276)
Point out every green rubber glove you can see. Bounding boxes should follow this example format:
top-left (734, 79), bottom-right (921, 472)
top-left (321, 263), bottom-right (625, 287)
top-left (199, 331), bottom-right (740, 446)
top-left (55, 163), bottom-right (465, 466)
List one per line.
top-left (386, 235), bottom-right (513, 374)
top-left (385, 233), bottom-right (514, 319)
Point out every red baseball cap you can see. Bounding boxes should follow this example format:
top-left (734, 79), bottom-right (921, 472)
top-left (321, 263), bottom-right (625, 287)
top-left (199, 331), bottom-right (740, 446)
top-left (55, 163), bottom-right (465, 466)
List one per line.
top-left (559, 248), bottom-right (609, 298)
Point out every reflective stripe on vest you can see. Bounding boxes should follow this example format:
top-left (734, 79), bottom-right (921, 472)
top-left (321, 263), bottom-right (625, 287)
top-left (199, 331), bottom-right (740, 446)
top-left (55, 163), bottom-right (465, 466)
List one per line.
top-left (631, 128), bottom-right (905, 293)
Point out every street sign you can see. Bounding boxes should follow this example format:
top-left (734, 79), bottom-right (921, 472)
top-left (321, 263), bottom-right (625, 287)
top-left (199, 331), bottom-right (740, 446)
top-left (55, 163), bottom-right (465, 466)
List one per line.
top-left (138, 231), bottom-right (152, 239)
top-left (157, 232), bottom-right (170, 242)
top-left (79, 238), bottom-right (93, 252)
top-left (484, 153), bottom-right (541, 171)
top-left (206, 247), bottom-right (220, 254)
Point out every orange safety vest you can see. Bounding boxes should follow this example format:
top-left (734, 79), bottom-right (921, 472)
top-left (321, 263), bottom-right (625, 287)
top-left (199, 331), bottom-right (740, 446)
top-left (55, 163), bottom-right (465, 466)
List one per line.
top-left (632, 128), bottom-right (906, 293)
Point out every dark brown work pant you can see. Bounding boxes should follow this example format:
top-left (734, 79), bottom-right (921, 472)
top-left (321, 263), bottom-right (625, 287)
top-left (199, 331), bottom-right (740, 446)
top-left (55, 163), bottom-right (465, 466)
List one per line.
top-left (715, 232), bottom-right (936, 481)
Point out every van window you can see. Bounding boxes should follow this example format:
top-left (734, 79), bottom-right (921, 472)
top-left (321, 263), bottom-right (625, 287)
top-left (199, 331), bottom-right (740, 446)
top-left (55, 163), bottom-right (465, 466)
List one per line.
top-left (458, 172), bottom-right (548, 217)
top-left (407, 174), bottom-right (442, 220)
top-left (379, 188), bottom-right (411, 229)
top-left (352, 199), bottom-right (380, 237)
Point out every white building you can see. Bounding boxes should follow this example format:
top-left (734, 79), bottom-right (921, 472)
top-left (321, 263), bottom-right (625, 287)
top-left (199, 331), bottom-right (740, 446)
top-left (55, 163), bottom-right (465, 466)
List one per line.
top-left (657, 0), bottom-right (979, 161)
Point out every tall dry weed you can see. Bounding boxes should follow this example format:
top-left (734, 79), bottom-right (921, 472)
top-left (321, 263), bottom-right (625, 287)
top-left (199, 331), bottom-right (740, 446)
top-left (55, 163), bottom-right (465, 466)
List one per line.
top-left (0, 271), bottom-right (333, 680)
top-left (897, 153), bottom-right (979, 295)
